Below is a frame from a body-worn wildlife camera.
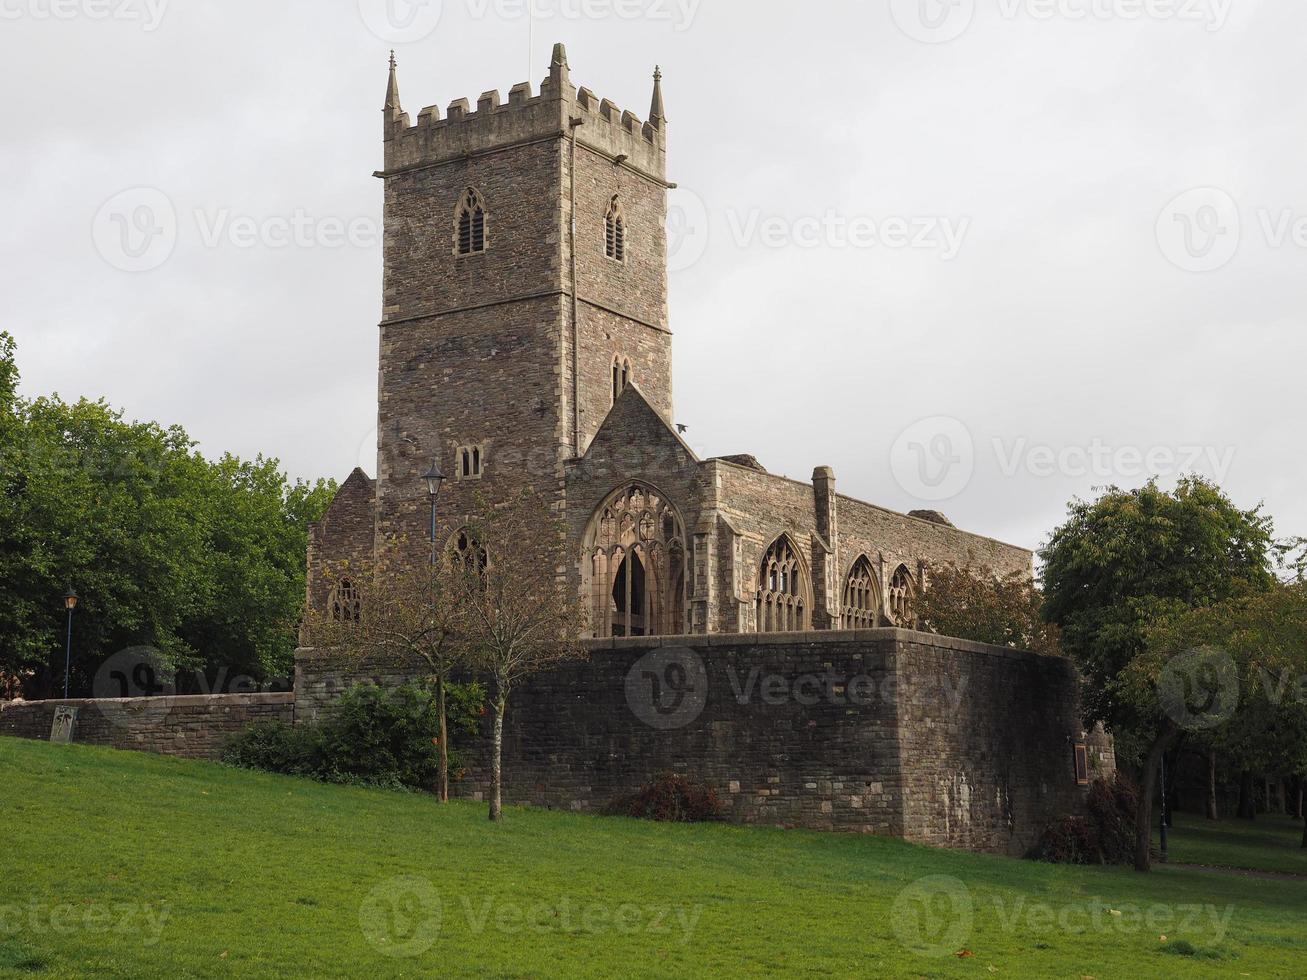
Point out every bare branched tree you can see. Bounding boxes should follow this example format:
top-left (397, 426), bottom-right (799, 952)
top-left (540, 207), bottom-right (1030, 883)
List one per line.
top-left (303, 541), bottom-right (466, 802)
top-left (449, 489), bottom-right (588, 822)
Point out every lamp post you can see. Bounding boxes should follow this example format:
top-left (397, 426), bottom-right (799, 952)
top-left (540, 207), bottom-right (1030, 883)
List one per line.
top-left (62, 588), bottom-right (78, 699)
top-left (422, 461), bottom-right (446, 564)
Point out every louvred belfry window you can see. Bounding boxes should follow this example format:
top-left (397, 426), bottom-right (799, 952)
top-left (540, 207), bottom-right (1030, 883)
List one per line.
top-left (455, 187), bottom-right (487, 255)
top-left (605, 195), bottom-right (625, 262)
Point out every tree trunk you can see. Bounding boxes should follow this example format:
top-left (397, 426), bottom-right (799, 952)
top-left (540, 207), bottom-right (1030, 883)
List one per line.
top-left (1237, 770), bottom-right (1256, 820)
top-left (1134, 727), bottom-right (1177, 873)
top-left (1296, 781), bottom-right (1304, 822)
top-left (1206, 749), bottom-right (1219, 821)
top-left (436, 675), bottom-right (449, 803)
top-left (1302, 810), bottom-right (1307, 849)
top-left (488, 690), bottom-right (506, 823)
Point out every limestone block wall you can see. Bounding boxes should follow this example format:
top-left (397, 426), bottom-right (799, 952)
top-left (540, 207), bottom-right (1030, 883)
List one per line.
top-left (0, 693), bottom-right (294, 760)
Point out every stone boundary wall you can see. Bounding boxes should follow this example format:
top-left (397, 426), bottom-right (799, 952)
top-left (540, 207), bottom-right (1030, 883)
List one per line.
top-left (0, 693), bottom-right (294, 760)
top-left (296, 630), bottom-right (1111, 855)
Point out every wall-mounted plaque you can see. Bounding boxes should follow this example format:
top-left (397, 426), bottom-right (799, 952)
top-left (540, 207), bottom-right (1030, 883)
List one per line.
top-left (50, 705), bottom-right (79, 744)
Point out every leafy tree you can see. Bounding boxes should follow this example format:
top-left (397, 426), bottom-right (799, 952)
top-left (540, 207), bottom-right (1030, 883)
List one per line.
top-left (450, 489), bottom-right (588, 822)
top-left (917, 563), bottom-right (1061, 655)
top-left (1137, 583), bottom-right (1307, 848)
top-left (1040, 477), bottom-right (1278, 870)
top-left (0, 333), bottom-right (333, 698)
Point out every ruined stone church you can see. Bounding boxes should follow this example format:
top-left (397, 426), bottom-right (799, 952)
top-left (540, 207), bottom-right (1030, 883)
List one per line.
top-left (306, 45), bottom-right (1032, 635)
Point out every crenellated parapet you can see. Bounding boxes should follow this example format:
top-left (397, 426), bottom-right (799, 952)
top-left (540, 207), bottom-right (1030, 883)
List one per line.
top-left (381, 44), bottom-right (667, 181)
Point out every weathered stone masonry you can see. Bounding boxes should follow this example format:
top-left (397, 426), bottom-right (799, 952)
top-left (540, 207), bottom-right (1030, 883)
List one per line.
top-left (0, 693), bottom-right (294, 761)
top-left (296, 631), bottom-right (1112, 855)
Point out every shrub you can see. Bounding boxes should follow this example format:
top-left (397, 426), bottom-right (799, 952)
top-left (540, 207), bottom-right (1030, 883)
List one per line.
top-left (223, 680), bottom-right (483, 791)
top-left (221, 721), bottom-right (322, 778)
top-left (612, 774), bottom-right (723, 823)
top-left (1032, 774), bottom-right (1140, 865)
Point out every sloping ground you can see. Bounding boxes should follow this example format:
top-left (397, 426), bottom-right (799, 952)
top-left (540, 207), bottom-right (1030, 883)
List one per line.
top-left (1157, 811), bottom-right (1307, 876)
top-left (2, 737), bottom-right (1304, 978)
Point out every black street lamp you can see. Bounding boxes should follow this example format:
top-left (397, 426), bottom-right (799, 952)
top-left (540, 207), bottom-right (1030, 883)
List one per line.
top-left (422, 461), bottom-right (445, 564)
top-left (62, 588), bottom-right (78, 699)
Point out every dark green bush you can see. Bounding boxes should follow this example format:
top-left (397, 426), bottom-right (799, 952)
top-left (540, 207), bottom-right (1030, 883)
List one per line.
top-left (223, 680), bottom-right (484, 791)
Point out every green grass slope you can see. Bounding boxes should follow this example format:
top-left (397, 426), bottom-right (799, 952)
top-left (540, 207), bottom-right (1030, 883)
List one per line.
top-left (2, 737), bottom-right (1304, 978)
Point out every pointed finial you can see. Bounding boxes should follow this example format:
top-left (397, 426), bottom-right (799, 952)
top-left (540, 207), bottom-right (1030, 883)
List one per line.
top-left (551, 42), bottom-right (569, 69)
top-left (383, 51), bottom-right (404, 139)
top-left (389, 49), bottom-right (397, 71)
top-left (649, 64), bottom-right (666, 128)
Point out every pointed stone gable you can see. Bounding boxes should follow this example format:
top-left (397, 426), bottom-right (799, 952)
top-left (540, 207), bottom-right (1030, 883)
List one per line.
top-left (582, 382), bottom-right (697, 475)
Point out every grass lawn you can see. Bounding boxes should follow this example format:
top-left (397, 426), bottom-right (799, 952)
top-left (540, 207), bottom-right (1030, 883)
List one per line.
top-left (1157, 810), bottom-right (1307, 876)
top-left (3, 738), bottom-right (1305, 978)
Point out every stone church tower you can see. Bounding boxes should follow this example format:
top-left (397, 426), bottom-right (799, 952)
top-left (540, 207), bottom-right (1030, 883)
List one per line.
top-left (373, 45), bottom-right (673, 551)
top-left (308, 46), bottom-right (1034, 639)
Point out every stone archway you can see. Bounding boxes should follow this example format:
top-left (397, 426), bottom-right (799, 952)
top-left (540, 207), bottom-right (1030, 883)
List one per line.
top-left (584, 483), bottom-right (687, 638)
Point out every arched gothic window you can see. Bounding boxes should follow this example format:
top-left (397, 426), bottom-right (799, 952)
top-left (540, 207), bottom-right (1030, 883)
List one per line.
top-left (888, 564), bottom-right (917, 628)
top-left (611, 356), bottom-right (631, 403)
top-left (583, 483), bottom-right (687, 638)
top-left (841, 556), bottom-right (880, 630)
top-left (605, 195), bottom-right (625, 262)
top-left (448, 527), bottom-right (488, 578)
top-left (455, 187), bottom-right (487, 255)
top-left (757, 535), bottom-right (809, 633)
top-left (330, 579), bottom-right (360, 623)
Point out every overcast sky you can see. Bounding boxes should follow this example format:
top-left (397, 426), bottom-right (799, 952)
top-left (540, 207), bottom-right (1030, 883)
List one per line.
top-left (2, 0), bottom-right (1302, 557)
